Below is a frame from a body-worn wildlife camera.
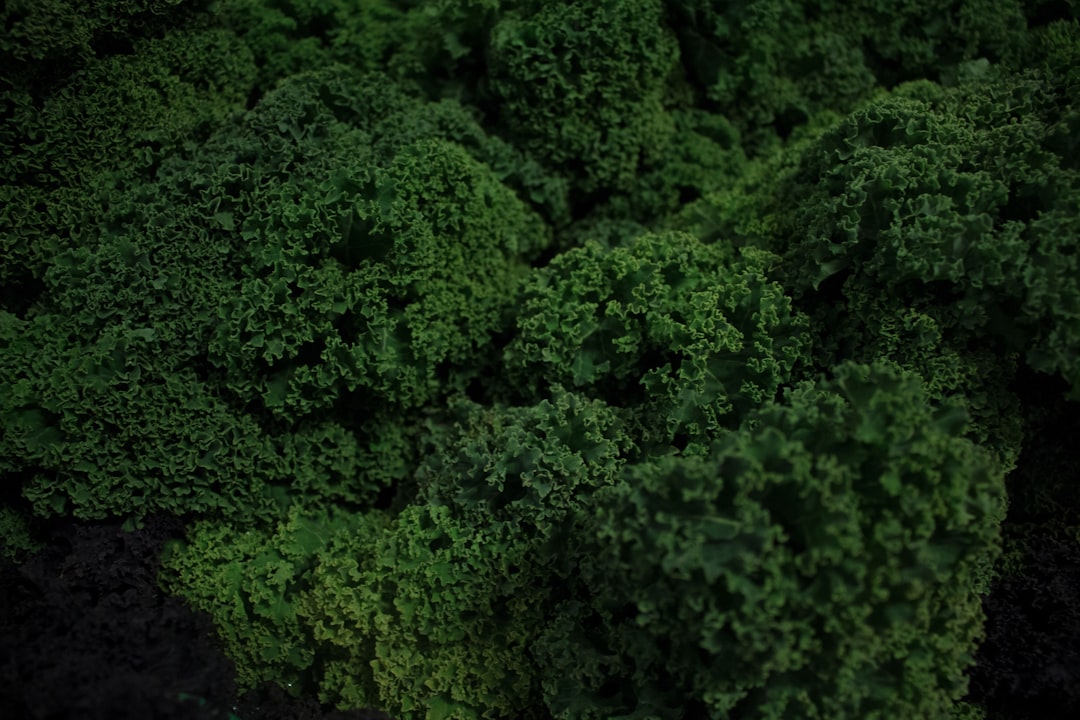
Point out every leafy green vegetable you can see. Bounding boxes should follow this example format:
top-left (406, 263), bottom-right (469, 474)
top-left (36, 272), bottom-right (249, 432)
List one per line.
top-left (2, 2), bottom-right (1078, 719)
top-left (543, 362), bottom-right (1006, 719)
top-left (504, 231), bottom-right (812, 454)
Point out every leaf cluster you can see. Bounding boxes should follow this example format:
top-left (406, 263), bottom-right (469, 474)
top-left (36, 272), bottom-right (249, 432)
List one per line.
top-left (1, 3), bottom-right (1078, 720)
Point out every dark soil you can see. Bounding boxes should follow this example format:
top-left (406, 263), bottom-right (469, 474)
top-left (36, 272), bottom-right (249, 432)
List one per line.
top-left (0, 514), bottom-right (394, 720)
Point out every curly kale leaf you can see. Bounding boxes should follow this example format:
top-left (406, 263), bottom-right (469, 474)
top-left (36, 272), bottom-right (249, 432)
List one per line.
top-left (487, 0), bottom-right (680, 196)
top-left (505, 231), bottom-right (812, 454)
top-left (537, 362), bottom-right (1006, 719)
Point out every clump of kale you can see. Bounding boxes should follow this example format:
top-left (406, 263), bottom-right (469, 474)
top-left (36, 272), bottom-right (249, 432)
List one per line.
top-left (2, 2), bottom-right (1079, 720)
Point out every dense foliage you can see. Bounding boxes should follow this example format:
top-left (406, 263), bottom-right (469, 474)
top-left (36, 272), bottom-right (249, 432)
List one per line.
top-left (2, 1), bottom-right (1078, 719)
